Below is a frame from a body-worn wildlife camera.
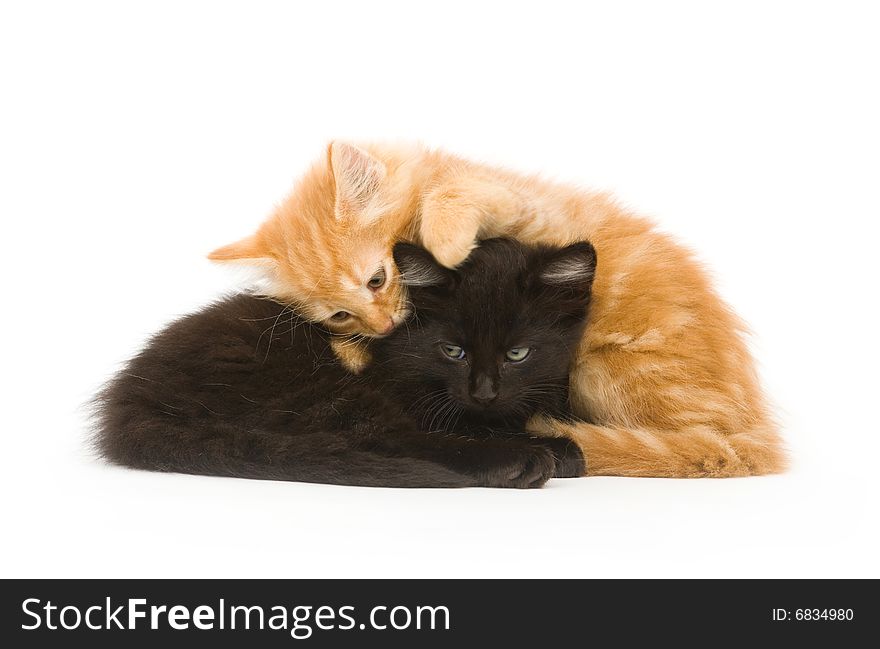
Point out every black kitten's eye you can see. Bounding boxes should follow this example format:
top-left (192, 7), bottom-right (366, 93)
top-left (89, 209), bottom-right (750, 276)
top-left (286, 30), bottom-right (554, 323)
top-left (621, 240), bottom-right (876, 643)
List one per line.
top-left (367, 268), bottom-right (386, 290)
top-left (440, 344), bottom-right (466, 360)
top-left (505, 347), bottom-right (531, 362)
top-left (330, 311), bottom-right (351, 322)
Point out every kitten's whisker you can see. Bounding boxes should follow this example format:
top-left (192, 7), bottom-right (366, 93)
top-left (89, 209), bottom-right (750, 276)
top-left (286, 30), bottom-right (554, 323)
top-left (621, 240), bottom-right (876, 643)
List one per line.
top-left (417, 396), bottom-right (451, 429)
top-left (408, 388), bottom-right (448, 411)
top-left (424, 395), bottom-right (456, 433)
top-left (254, 303), bottom-right (300, 358)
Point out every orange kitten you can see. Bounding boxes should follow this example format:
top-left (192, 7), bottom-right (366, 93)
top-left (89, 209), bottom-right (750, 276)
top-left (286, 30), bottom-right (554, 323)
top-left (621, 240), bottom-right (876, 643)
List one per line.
top-left (209, 143), bottom-right (422, 369)
top-left (211, 142), bottom-right (786, 477)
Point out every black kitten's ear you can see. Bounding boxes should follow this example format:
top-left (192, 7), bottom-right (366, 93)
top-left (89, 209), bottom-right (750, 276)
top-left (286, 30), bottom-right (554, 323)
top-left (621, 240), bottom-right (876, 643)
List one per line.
top-left (393, 242), bottom-right (455, 288)
top-left (538, 241), bottom-right (597, 291)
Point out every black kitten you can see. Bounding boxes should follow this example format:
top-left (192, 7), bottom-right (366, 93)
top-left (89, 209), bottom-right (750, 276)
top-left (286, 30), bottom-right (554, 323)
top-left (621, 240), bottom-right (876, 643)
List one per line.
top-left (94, 238), bottom-right (596, 488)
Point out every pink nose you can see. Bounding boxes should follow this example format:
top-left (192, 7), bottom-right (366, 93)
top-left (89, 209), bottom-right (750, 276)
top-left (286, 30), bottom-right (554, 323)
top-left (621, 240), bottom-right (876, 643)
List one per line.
top-left (378, 318), bottom-right (394, 335)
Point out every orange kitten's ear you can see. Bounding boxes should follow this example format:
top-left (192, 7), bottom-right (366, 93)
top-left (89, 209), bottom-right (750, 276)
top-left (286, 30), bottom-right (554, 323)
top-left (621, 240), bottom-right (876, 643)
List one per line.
top-left (208, 234), bottom-right (279, 294)
top-left (207, 234), bottom-right (274, 264)
top-left (328, 141), bottom-right (387, 219)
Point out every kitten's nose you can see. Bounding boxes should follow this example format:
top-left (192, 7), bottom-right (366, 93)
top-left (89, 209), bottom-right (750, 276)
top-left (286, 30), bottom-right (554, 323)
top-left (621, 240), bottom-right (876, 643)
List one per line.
top-left (471, 376), bottom-right (498, 405)
top-left (377, 318), bottom-right (394, 335)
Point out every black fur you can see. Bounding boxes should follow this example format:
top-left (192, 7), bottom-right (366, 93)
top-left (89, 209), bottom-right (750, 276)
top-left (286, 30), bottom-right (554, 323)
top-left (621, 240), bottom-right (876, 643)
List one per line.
top-left (94, 238), bottom-right (596, 488)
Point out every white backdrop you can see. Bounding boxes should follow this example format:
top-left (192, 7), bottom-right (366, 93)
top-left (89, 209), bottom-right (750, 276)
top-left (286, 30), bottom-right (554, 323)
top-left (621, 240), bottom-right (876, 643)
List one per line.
top-left (1, 1), bottom-right (877, 578)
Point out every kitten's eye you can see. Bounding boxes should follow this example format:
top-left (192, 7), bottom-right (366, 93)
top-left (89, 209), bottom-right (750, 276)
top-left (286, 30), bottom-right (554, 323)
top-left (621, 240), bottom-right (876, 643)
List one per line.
top-left (367, 268), bottom-right (386, 290)
top-left (505, 347), bottom-right (531, 362)
top-left (440, 344), bottom-right (466, 360)
top-left (330, 311), bottom-right (351, 322)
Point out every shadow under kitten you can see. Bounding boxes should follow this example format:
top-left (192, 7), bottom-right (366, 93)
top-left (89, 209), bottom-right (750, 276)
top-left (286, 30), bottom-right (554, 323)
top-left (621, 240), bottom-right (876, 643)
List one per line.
top-left (93, 238), bottom-right (596, 488)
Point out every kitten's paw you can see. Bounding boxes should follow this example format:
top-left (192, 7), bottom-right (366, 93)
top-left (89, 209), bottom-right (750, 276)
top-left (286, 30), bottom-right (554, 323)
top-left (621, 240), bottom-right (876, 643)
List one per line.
top-left (331, 337), bottom-right (371, 374)
top-left (693, 448), bottom-right (749, 478)
top-left (524, 413), bottom-right (559, 437)
top-left (419, 212), bottom-right (478, 268)
top-left (429, 238), bottom-right (478, 269)
top-left (523, 416), bottom-right (585, 477)
top-left (480, 445), bottom-right (555, 488)
top-left (542, 437), bottom-right (586, 478)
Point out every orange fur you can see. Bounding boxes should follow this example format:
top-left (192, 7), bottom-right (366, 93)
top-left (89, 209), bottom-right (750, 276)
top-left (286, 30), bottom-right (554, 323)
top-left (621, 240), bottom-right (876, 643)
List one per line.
top-left (211, 142), bottom-right (786, 477)
top-left (208, 142), bottom-right (423, 366)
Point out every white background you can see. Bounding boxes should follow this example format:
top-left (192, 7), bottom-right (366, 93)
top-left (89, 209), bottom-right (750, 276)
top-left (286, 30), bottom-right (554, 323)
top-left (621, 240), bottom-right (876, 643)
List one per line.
top-left (1, 1), bottom-right (877, 578)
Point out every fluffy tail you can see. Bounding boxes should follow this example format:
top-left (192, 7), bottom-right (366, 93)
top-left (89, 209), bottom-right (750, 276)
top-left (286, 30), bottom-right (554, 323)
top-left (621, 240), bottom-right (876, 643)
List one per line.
top-left (531, 418), bottom-right (786, 477)
top-left (91, 386), bottom-right (574, 489)
top-left (92, 413), bottom-right (487, 488)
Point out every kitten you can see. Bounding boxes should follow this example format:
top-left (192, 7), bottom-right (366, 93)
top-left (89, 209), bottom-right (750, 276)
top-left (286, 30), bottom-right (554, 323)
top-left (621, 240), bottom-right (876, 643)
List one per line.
top-left (94, 239), bottom-right (595, 488)
top-left (208, 143), bottom-right (420, 370)
top-left (210, 142), bottom-right (785, 478)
